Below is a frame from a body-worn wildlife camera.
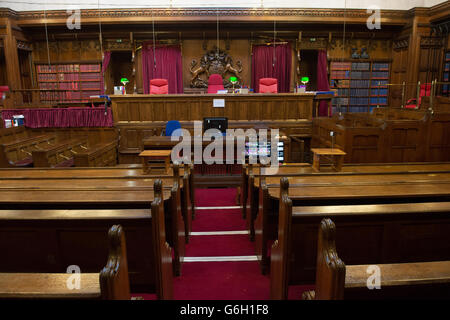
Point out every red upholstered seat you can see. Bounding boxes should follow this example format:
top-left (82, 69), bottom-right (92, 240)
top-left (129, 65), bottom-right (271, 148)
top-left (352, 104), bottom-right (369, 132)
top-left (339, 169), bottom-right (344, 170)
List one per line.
top-left (259, 78), bottom-right (278, 93)
top-left (150, 79), bottom-right (169, 94)
top-left (405, 83), bottom-right (431, 109)
top-left (207, 74), bottom-right (224, 94)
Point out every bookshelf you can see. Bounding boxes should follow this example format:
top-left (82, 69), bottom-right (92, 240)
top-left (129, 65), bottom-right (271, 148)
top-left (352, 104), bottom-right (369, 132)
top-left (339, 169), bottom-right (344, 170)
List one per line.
top-left (442, 51), bottom-right (450, 97)
top-left (36, 63), bottom-right (102, 104)
top-left (330, 60), bottom-right (390, 114)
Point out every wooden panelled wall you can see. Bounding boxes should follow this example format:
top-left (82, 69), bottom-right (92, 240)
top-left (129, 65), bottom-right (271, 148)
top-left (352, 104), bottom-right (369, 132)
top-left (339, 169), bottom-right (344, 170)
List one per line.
top-left (0, 5), bottom-right (449, 108)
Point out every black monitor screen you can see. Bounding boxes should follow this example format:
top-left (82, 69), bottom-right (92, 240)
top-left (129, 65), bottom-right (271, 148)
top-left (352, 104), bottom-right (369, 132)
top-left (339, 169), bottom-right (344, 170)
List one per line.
top-left (203, 117), bottom-right (228, 134)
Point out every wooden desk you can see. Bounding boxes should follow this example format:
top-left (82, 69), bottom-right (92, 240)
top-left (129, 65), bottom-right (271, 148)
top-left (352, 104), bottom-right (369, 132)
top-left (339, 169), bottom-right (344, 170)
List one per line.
top-left (311, 148), bottom-right (346, 172)
top-left (139, 150), bottom-right (172, 174)
top-left (110, 93), bottom-right (315, 123)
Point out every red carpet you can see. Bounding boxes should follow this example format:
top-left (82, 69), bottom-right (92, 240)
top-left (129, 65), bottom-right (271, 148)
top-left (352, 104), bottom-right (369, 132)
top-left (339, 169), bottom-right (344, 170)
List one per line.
top-left (185, 234), bottom-right (254, 257)
top-left (195, 188), bottom-right (237, 207)
top-left (192, 209), bottom-right (246, 232)
top-left (174, 261), bottom-right (270, 300)
top-left (135, 187), bottom-right (270, 300)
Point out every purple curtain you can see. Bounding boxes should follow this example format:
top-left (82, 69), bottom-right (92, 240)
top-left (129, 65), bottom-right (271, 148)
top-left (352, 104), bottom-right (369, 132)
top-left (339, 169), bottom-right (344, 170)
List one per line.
top-left (317, 50), bottom-right (331, 116)
top-left (251, 43), bottom-right (292, 93)
top-left (142, 43), bottom-right (183, 94)
top-left (100, 51), bottom-right (112, 95)
top-left (1, 108), bottom-right (113, 128)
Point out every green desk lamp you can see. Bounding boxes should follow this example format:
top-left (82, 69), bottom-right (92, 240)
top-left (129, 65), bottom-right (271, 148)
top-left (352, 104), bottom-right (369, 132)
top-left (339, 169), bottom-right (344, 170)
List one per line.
top-left (229, 76), bottom-right (238, 93)
top-left (301, 77), bottom-right (309, 87)
top-left (120, 77), bottom-right (129, 95)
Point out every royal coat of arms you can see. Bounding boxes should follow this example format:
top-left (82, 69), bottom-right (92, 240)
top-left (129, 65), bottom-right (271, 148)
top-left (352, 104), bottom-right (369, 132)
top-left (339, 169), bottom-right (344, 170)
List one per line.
top-left (190, 47), bottom-right (243, 88)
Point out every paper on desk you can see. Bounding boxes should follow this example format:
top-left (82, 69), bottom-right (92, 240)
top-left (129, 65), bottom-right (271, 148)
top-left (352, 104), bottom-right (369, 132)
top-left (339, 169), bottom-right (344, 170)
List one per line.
top-left (213, 99), bottom-right (225, 108)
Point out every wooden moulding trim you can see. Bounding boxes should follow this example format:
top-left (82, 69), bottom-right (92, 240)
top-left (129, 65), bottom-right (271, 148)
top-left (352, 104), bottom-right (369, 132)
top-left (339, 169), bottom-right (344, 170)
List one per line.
top-left (0, 8), bottom-right (410, 25)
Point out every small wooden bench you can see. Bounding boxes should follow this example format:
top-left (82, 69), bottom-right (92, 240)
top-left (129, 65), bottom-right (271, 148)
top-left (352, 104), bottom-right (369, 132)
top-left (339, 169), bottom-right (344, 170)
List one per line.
top-left (0, 225), bottom-right (131, 300)
top-left (303, 219), bottom-right (450, 300)
top-left (311, 148), bottom-right (346, 172)
top-left (139, 150), bottom-right (172, 174)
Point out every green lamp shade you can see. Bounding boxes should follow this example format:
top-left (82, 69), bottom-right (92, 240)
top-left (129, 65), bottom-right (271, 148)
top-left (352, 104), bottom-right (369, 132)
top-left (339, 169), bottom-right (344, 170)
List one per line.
top-left (301, 77), bottom-right (310, 83)
top-left (120, 78), bottom-right (129, 83)
top-left (229, 76), bottom-right (237, 82)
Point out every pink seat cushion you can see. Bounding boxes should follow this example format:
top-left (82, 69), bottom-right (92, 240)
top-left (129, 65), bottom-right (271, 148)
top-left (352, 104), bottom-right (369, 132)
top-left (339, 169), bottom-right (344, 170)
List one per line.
top-left (259, 78), bottom-right (278, 93)
top-left (207, 74), bottom-right (224, 93)
top-left (150, 79), bottom-right (169, 94)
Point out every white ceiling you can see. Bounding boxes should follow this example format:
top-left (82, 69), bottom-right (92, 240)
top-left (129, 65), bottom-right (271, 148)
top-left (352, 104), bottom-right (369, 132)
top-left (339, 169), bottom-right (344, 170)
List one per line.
top-left (0, 0), bottom-right (447, 12)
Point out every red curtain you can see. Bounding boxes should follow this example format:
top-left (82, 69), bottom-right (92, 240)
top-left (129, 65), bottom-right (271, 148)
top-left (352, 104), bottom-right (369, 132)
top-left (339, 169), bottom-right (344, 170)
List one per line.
top-left (251, 43), bottom-right (292, 93)
top-left (317, 50), bottom-right (331, 116)
top-left (1, 108), bottom-right (113, 128)
top-left (142, 43), bottom-right (183, 94)
top-left (100, 51), bottom-right (111, 95)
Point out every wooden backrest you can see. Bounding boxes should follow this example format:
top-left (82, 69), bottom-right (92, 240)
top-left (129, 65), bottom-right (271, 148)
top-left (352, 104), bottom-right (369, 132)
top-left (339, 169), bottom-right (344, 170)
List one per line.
top-left (99, 225), bottom-right (131, 300)
top-left (151, 179), bottom-right (174, 300)
top-left (270, 178), bottom-right (292, 300)
top-left (314, 218), bottom-right (346, 300)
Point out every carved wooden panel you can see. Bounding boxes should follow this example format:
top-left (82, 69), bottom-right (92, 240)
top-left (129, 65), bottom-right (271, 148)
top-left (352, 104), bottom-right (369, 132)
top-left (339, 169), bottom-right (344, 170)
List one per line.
top-left (111, 94), bottom-right (314, 123)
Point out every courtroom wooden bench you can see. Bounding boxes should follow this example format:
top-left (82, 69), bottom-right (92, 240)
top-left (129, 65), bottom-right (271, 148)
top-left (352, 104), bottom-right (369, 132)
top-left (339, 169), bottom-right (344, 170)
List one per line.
top-left (0, 166), bottom-right (188, 279)
top-left (32, 138), bottom-right (89, 167)
top-left (0, 134), bottom-right (57, 167)
top-left (312, 113), bottom-right (386, 163)
top-left (0, 225), bottom-right (132, 300)
top-left (269, 178), bottom-right (450, 299)
top-left (242, 162), bottom-right (450, 244)
top-left (0, 181), bottom-right (173, 299)
top-left (0, 126), bottom-right (29, 145)
top-left (302, 219), bottom-right (450, 300)
top-left (0, 163), bottom-right (195, 243)
top-left (73, 140), bottom-right (118, 167)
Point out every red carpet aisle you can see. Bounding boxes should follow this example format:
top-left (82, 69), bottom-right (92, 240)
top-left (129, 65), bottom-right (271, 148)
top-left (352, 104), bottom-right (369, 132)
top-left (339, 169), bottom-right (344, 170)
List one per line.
top-left (132, 187), bottom-right (312, 300)
top-left (173, 188), bottom-right (270, 300)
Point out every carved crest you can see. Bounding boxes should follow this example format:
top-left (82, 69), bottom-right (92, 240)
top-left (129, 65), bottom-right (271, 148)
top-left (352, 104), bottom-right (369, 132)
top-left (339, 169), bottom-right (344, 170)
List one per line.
top-left (190, 46), bottom-right (242, 88)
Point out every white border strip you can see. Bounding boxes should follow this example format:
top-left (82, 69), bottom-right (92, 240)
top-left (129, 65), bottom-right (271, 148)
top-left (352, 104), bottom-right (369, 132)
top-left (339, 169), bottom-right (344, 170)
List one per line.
top-left (190, 230), bottom-right (249, 236)
top-left (195, 206), bottom-right (241, 210)
top-left (184, 255), bottom-right (258, 262)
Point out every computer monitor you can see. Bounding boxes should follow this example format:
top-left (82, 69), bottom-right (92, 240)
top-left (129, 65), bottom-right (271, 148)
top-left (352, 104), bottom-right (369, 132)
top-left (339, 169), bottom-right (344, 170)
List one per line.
top-left (203, 117), bottom-right (228, 135)
top-left (245, 140), bottom-right (284, 163)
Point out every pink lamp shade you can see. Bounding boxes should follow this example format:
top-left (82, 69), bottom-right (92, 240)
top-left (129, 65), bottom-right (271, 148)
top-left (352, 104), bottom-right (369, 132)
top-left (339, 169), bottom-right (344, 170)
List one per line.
top-left (259, 78), bottom-right (278, 93)
top-left (0, 86), bottom-right (9, 101)
top-left (150, 79), bottom-right (169, 94)
top-left (207, 74), bottom-right (224, 94)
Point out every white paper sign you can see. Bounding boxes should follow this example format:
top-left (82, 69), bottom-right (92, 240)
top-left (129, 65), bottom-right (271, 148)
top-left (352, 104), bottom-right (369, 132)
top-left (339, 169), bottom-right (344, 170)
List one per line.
top-left (213, 99), bottom-right (225, 108)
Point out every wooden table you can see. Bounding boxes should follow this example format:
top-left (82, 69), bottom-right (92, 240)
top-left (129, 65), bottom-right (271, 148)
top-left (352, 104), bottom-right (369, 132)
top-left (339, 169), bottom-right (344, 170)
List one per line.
top-left (311, 148), bottom-right (346, 172)
top-left (139, 150), bottom-right (172, 174)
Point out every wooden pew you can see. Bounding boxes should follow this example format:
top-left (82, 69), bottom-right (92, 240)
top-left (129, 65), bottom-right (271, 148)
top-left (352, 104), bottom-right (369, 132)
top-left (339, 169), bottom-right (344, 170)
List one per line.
top-left (0, 126), bottom-right (29, 144)
top-left (269, 178), bottom-right (450, 299)
top-left (243, 162), bottom-right (450, 245)
top-left (0, 134), bottom-right (57, 167)
top-left (0, 225), bottom-right (131, 300)
top-left (32, 138), bottom-right (88, 167)
top-left (0, 181), bottom-right (173, 299)
top-left (0, 166), bottom-right (186, 280)
top-left (302, 219), bottom-right (450, 300)
top-left (0, 163), bottom-right (194, 244)
top-left (73, 140), bottom-right (118, 167)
